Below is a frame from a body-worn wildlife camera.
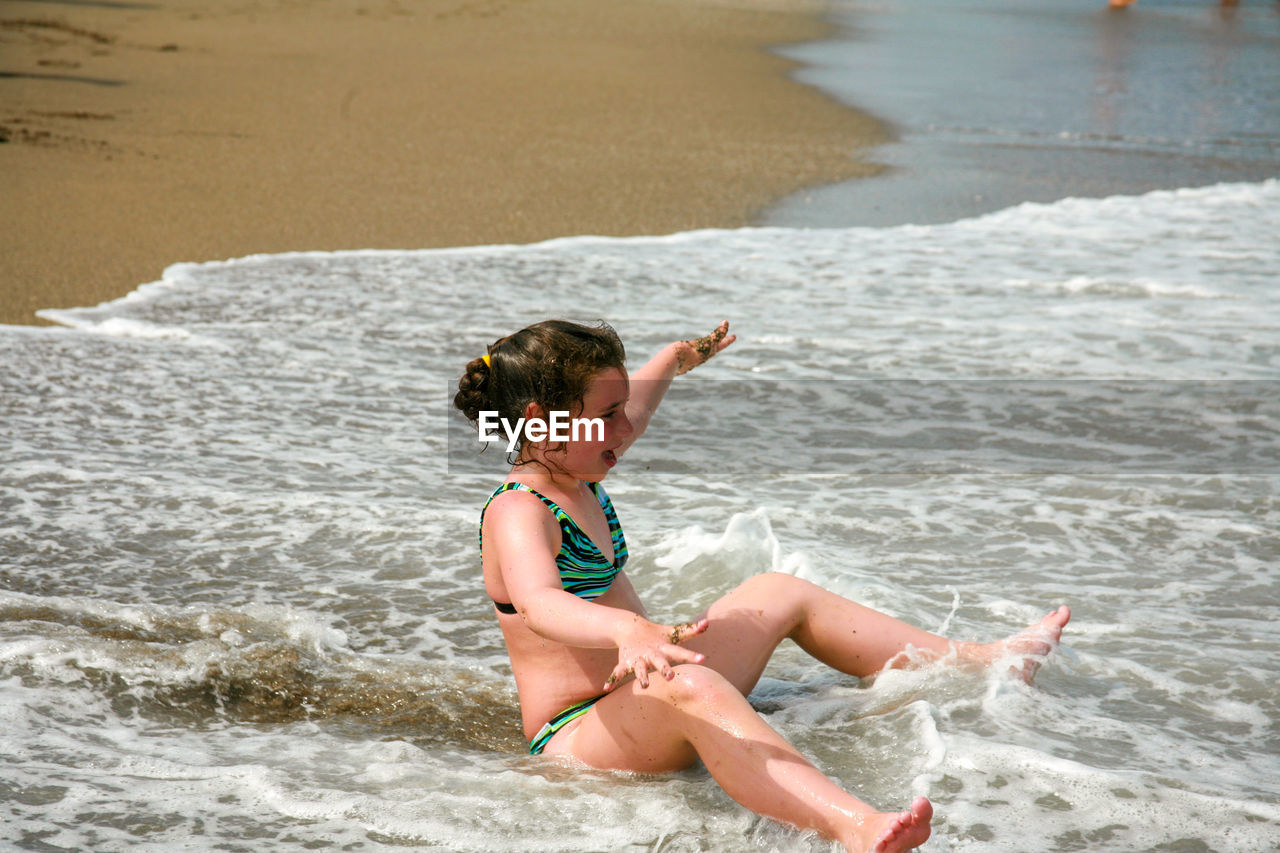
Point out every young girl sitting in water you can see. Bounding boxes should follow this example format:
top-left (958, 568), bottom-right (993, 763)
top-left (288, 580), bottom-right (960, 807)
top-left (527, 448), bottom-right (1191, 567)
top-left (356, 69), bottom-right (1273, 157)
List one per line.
top-left (453, 319), bottom-right (1069, 853)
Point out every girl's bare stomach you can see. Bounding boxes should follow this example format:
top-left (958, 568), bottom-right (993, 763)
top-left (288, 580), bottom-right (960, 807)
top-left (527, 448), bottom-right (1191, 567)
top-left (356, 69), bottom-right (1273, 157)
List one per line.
top-left (502, 625), bottom-right (620, 741)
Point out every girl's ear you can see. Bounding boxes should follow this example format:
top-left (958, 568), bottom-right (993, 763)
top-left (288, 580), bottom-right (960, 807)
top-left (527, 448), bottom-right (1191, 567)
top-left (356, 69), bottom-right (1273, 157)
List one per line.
top-left (523, 400), bottom-right (547, 423)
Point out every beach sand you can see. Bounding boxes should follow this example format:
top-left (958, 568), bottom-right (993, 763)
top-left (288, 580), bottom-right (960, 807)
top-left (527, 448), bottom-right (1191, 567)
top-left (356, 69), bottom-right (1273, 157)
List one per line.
top-left (0, 0), bottom-right (885, 326)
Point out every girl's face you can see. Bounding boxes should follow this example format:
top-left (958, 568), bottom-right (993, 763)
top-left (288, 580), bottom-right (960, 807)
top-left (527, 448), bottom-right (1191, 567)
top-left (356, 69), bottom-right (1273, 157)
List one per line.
top-left (551, 366), bottom-right (632, 482)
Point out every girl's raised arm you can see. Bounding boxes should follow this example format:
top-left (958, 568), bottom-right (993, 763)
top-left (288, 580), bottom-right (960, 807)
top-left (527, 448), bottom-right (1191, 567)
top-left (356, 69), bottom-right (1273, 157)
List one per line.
top-left (621, 320), bottom-right (735, 453)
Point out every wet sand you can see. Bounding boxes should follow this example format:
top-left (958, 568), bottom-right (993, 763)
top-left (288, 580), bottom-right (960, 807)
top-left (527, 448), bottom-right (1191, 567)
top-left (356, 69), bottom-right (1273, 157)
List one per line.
top-left (0, 0), bottom-right (885, 326)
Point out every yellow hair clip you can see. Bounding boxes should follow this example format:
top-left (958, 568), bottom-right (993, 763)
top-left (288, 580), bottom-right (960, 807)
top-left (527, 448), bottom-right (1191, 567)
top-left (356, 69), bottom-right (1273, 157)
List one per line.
top-left (481, 353), bottom-right (491, 367)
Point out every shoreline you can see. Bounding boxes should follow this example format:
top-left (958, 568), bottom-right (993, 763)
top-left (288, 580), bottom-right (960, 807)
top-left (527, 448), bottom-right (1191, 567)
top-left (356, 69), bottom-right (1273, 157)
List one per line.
top-left (764, 0), bottom-right (1280, 228)
top-left (0, 0), bottom-right (887, 326)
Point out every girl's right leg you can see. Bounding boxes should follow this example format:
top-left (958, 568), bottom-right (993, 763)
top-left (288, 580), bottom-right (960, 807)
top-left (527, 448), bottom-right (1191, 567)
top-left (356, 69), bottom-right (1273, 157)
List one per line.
top-left (545, 663), bottom-right (932, 853)
top-left (685, 572), bottom-right (1069, 697)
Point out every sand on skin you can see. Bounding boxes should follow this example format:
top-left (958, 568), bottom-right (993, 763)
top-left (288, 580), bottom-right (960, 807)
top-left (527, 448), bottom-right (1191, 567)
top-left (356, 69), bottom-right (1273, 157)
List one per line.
top-left (0, 0), bottom-right (887, 326)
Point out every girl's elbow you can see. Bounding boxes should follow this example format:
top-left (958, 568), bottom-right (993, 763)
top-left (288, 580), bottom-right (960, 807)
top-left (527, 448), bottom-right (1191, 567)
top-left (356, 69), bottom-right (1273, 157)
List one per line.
top-left (512, 592), bottom-right (557, 631)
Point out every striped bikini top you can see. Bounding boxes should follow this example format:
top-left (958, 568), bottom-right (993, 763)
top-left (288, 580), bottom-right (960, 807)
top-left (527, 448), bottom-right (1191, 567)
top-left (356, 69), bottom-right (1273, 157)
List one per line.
top-left (480, 481), bottom-right (628, 612)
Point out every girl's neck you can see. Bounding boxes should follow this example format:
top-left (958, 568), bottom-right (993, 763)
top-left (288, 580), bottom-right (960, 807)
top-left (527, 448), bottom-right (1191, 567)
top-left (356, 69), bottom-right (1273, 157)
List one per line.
top-left (509, 458), bottom-right (583, 495)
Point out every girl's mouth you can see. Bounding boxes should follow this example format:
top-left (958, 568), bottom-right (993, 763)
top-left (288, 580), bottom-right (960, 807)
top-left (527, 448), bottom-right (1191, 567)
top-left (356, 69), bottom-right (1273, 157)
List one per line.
top-left (603, 449), bottom-right (618, 467)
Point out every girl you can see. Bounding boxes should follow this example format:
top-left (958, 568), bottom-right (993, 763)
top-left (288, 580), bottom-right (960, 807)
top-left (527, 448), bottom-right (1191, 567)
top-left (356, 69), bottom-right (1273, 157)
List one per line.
top-left (454, 319), bottom-right (1069, 853)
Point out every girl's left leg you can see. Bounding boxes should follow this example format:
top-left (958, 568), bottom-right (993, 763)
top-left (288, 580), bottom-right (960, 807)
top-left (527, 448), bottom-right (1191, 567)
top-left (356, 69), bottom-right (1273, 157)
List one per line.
top-left (684, 573), bottom-right (1069, 696)
top-left (552, 664), bottom-right (933, 853)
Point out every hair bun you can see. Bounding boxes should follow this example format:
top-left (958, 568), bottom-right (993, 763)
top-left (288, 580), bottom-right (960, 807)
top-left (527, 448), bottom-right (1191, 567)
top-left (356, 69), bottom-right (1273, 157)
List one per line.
top-left (453, 355), bottom-right (491, 423)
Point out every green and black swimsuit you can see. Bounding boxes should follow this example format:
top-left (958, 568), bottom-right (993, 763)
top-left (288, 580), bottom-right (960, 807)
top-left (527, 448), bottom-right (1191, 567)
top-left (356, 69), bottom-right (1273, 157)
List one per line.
top-left (480, 480), bottom-right (628, 612)
top-left (478, 480), bottom-right (630, 754)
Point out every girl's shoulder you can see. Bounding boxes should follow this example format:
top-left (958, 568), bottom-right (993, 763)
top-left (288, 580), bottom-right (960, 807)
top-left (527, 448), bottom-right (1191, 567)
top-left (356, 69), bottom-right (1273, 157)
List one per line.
top-left (483, 481), bottom-right (552, 518)
top-left (479, 482), bottom-right (564, 555)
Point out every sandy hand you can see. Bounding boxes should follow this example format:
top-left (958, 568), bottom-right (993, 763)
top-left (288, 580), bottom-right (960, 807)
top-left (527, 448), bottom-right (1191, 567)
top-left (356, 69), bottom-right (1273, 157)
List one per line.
top-left (606, 617), bottom-right (709, 690)
top-left (675, 320), bottom-right (735, 375)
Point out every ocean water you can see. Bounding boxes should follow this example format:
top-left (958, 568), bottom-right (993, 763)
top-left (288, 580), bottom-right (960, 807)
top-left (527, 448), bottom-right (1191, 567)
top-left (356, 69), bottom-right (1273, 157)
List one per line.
top-left (2, 179), bottom-right (1278, 851)
top-left (769, 0), bottom-right (1280, 227)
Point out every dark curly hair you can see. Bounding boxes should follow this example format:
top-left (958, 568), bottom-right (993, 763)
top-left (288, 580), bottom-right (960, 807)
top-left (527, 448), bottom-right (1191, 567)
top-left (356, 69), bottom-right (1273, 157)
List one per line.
top-left (454, 320), bottom-right (626, 459)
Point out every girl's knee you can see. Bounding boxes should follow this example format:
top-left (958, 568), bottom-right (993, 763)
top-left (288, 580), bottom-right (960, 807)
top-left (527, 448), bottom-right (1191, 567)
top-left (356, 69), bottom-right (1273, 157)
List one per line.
top-left (663, 663), bottom-right (737, 704)
top-left (734, 572), bottom-right (817, 604)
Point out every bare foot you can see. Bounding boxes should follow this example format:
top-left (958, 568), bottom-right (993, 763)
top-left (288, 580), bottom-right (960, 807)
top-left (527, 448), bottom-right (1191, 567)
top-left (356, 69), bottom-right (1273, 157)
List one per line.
top-left (850, 797), bottom-right (933, 853)
top-left (963, 605), bottom-right (1070, 683)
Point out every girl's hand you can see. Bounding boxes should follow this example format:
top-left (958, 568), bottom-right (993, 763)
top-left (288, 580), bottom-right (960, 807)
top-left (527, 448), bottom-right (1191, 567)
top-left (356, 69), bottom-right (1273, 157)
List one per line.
top-left (674, 320), bottom-right (735, 375)
top-left (605, 616), bottom-right (710, 690)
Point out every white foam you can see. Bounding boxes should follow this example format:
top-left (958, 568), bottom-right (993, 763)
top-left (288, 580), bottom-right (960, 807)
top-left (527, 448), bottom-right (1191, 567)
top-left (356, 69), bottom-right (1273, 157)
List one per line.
top-left (2, 180), bottom-right (1277, 851)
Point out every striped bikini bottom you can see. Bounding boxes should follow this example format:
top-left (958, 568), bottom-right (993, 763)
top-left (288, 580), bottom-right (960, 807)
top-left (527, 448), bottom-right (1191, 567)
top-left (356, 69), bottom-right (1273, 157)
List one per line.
top-left (529, 694), bottom-right (606, 755)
